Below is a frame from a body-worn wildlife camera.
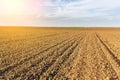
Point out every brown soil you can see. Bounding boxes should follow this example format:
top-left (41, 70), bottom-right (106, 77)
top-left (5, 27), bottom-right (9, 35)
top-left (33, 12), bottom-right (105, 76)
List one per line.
top-left (0, 27), bottom-right (120, 80)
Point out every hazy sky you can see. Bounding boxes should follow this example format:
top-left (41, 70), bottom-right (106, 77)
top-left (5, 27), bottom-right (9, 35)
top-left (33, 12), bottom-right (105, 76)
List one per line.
top-left (0, 0), bottom-right (120, 27)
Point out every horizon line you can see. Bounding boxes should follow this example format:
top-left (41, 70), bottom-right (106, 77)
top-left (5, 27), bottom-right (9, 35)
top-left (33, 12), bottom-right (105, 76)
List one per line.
top-left (1, 26), bottom-right (120, 28)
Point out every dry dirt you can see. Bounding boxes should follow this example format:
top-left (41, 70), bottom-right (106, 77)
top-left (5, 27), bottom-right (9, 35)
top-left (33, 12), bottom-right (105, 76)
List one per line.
top-left (0, 27), bottom-right (120, 80)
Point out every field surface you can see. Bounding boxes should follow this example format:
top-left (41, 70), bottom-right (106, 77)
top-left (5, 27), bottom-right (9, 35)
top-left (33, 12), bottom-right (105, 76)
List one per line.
top-left (0, 27), bottom-right (120, 80)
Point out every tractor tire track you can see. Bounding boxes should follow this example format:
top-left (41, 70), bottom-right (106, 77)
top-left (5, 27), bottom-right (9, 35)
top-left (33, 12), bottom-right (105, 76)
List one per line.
top-left (96, 33), bottom-right (120, 66)
top-left (95, 33), bottom-right (120, 79)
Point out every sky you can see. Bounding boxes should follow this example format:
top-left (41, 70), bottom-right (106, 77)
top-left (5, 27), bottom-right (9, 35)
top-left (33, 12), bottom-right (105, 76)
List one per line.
top-left (0, 0), bottom-right (120, 27)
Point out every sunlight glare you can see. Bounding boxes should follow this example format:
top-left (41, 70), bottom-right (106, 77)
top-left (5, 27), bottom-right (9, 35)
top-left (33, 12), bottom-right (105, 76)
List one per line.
top-left (2, 0), bottom-right (24, 14)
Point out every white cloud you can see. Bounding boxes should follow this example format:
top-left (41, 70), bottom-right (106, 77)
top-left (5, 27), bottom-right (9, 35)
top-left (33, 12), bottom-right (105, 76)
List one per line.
top-left (1, 0), bottom-right (120, 26)
top-left (34, 0), bottom-right (120, 26)
top-left (48, 0), bottom-right (120, 18)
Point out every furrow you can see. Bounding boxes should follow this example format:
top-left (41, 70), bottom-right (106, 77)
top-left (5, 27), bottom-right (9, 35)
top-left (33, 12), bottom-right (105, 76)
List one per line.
top-left (96, 33), bottom-right (120, 66)
top-left (20, 38), bottom-right (79, 80)
top-left (45, 41), bottom-right (79, 80)
top-left (53, 35), bottom-right (86, 79)
top-left (9, 38), bottom-right (77, 79)
top-left (45, 39), bottom-right (82, 80)
top-left (0, 36), bottom-right (72, 76)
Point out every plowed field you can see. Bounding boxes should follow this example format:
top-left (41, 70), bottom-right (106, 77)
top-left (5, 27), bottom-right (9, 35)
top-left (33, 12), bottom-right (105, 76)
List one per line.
top-left (0, 27), bottom-right (120, 80)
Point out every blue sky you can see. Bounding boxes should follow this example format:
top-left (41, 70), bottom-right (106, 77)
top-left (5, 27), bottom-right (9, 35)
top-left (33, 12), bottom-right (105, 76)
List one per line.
top-left (0, 0), bottom-right (120, 27)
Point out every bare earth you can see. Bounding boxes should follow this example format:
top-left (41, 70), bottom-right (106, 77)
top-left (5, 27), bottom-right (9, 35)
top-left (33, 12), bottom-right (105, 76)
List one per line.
top-left (0, 27), bottom-right (120, 80)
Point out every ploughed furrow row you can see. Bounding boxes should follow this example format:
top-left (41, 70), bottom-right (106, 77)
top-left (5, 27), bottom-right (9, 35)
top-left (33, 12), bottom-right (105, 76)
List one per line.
top-left (2, 35), bottom-right (83, 80)
top-left (20, 38), bottom-right (80, 80)
top-left (96, 34), bottom-right (120, 66)
top-left (8, 37), bottom-right (77, 80)
top-left (44, 37), bottom-right (83, 80)
top-left (0, 34), bottom-right (75, 76)
top-left (0, 33), bottom-right (72, 69)
top-left (45, 41), bottom-right (79, 80)
top-left (73, 34), bottom-right (92, 80)
top-left (0, 32), bottom-right (68, 59)
top-left (61, 34), bottom-right (87, 80)
top-left (52, 34), bottom-right (86, 80)
top-left (0, 32), bottom-right (69, 59)
top-left (0, 32), bottom-right (67, 46)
